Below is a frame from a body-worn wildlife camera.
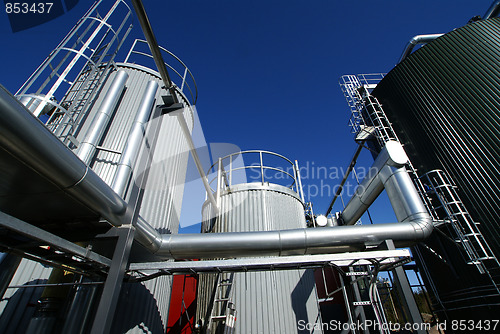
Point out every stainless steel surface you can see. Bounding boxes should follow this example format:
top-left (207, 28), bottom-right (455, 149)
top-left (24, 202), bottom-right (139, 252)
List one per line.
top-left (0, 90), bottom-right (432, 259)
top-left (175, 110), bottom-right (219, 215)
top-left (198, 162), bottom-right (321, 334)
top-left (484, 0), bottom-right (500, 19)
top-left (111, 80), bottom-right (158, 196)
top-left (0, 84), bottom-right (132, 227)
top-left (129, 249), bottom-right (411, 273)
top-left (124, 39), bottom-right (198, 105)
top-left (87, 64), bottom-right (193, 334)
top-left (398, 33), bottom-right (444, 63)
top-left (147, 141), bottom-right (432, 259)
top-left (129, 0), bottom-right (178, 102)
top-left (77, 70), bottom-right (129, 165)
top-left (341, 140), bottom-right (409, 225)
top-left (157, 221), bottom-right (430, 259)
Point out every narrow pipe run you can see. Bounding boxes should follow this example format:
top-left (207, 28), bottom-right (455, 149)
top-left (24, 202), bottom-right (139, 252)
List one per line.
top-left (398, 34), bottom-right (444, 64)
top-left (77, 70), bottom-right (128, 165)
top-left (111, 80), bottom-right (158, 196)
top-left (484, 0), bottom-right (500, 20)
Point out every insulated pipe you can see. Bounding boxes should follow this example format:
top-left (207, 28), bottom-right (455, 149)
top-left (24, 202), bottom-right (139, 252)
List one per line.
top-left (77, 70), bottom-right (129, 165)
top-left (0, 84), bottom-right (132, 226)
top-left (341, 141), bottom-right (408, 225)
top-left (0, 86), bottom-right (432, 258)
top-left (484, 0), bottom-right (500, 20)
top-left (141, 141), bottom-right (433, 259)
top-left (111, 80), bottom-right (158, 196)
top-left (398, 34), bottom-right (444, 64)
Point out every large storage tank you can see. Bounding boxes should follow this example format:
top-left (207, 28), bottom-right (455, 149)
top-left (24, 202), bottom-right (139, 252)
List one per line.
top-left (371, 17), bottom-right (500, 322)
top-left (196, 151), bottom-right (322, 333)
top-left (0, 0), bottom-right (196, 331)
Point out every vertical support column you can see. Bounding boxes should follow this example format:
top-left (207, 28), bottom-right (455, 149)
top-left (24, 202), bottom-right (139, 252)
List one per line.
top-left (90, 226), bottom-right (135, 334)
top-left (385, 240), bottom-right (426, 333)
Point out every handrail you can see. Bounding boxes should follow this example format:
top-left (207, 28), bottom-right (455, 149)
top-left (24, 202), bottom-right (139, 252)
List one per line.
top-left (124, 39), bottom-right (198, 105)
top-left (207, 150), bottom-right (300, 194)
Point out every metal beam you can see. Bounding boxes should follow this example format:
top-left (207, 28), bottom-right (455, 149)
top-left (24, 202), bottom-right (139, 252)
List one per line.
top-left (385, 240), bottom-right (425, 333)
top-left (90, 226), bottom-right (135, 334)
top-left (128, 249), bottom-right (411, 274)
top-left (0, 210), bottom-right (111, 268)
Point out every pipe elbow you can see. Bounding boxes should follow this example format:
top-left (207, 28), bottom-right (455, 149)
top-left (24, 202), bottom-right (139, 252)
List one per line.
top-left (409, 214), bottom-right (434, 241)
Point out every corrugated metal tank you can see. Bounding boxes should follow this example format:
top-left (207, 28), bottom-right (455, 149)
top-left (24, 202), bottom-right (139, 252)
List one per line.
top-left (372, 18), bottom-right (500, 322)
top-left (87, 64), bottom-right (193, 333)
top-left (0, 63), bottom-right (194, 333)
top-left (197, 183), bottom-right (322, 333)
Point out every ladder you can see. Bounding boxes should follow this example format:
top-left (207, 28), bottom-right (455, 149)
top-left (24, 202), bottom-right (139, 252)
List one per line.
top-left (48, 54), bottom-right (114, 146)
top-left (342, 75), bottom-right (500, 285)
top-left (207, 273), bottom-right (236, 334)
top-left (418, 170), bottom-right (500, 280)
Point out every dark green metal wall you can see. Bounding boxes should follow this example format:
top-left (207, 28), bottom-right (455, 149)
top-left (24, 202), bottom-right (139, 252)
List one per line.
top-left (372, 18), bottom-right (500, 321)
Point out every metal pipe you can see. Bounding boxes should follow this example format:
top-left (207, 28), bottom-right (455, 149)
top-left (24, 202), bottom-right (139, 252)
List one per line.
top-left (341, 141), bottom-right (408, 225)
top-left (129, 0), bottom-right (178, 102)
top-left (0, 90), bottom-right (432, 259)
top-left (484, 0), bottom-right (500, 20)
top-left (155, 214), bottom-right (431, 259)
top-left (398, 34), bottom-right (444, 64)
top-left (111, 80), bottom-right (158, 196)
top-left (175, 111), bottom-right (219, 215)
top-left (325, 143), bottom-right (363, 217)
top-left (0, 84), bottom-right (132, 226)
top-left (130, 0), bottom-right (219, 214)
top-left (148, 142), bottom-right (432, 259)
top-left (77, 70), bottom-right (129, 165)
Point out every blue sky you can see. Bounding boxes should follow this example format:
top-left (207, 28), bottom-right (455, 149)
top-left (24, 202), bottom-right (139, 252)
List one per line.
top-left (0, 0), bottom-right (493, 230)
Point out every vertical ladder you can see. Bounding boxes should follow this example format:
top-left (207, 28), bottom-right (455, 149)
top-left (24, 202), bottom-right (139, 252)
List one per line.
top-left (207, 273), bottom-right (236, 334)
top-left (47, 49), bottom-right (115, 146)
top-left (418, 170), bottom-right (500, 282)
top-left (342, 74), bottom-right (500, 287)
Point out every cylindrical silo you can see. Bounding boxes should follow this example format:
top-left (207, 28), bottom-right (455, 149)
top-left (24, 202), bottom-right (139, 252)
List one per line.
top-left (0, 2), bottom-right (196, 330)
top-left (372, 17), bottom-right (500, 323)
top-left (196, 151), bottom-right (322, 334)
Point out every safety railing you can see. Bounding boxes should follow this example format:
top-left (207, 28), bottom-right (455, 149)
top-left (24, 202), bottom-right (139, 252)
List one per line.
top-left (207, 150), bottom-right (305, 199)
top-left (124, 39), bottom-right (198, 105)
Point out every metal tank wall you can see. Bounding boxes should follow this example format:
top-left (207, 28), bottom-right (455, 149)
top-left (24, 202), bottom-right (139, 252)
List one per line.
top-left (198, 183), bottom-right (322, 333)
top-left (371, 18), bottom-right (500, 321)
top-left (0, 259), bottom-right (53, 333)
top-left (0, 62), bottom-right (194, 333)
top-left (79, 63), bottom-right (193, 333)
